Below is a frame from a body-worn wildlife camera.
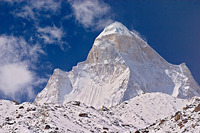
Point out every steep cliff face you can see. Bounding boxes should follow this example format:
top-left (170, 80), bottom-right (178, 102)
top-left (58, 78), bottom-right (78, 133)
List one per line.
top-left (34, 22), bottom-right (200, 108)
top-left (34, 69), bottom-right (72, 105)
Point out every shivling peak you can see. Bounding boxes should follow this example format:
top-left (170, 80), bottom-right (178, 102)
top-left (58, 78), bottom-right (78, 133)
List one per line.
top-left (96, 21), bottom-right (133, 39)
top-left (35, 22), bottom-right (200, 108)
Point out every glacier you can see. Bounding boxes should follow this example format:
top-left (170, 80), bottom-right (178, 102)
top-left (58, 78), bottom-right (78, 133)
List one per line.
top-left (35, 22), bottom-right (200, 108)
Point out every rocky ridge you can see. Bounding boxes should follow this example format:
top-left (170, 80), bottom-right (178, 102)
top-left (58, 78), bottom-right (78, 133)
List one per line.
top-left (138, 97), bottom-right (200, 132)
top-left (0, 93), bottom-right (190, 133)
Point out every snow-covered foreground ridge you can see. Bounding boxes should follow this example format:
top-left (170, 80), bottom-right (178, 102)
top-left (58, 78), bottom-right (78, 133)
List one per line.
top-left (139, 96), bottom-right (200, 133)
top-left (0, 93), bottom-right (191, 133)
top-left (35, 21), bottom-right (200, 108)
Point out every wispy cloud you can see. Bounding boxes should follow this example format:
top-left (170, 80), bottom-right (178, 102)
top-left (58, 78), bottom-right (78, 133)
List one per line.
top-left (14, 0), bottom-right (61, 20)
top-left (31, 0), bottom-right (61, 12)
top-left (0, 35), bottom-right (46, 102)
top-left (68, 0), bottom-right (113, 30)
top-left (11, 1), bottom-right (68, 50)
top-left (131, 29), bottom-right (148, 42)
top-left (15, 5), bottom-right (36, 21)
top-left (37, 25), bottom-right (68, 50)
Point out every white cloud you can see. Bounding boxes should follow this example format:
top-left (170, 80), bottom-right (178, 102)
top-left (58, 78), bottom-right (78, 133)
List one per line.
top-left (0, 35), bottom-right (45, 101)
top-left (0, 35), bottom-right (43, 64)
top-left (68, 0), bottom-right (113, 30)
top-left (0, 63), bottom-right (32, 96)
top-left (16, 5), bottom-right (36, 20)
top-left (37, 25), bottom-right (67, 50)
top-left (131, 29), bottom-right (148, 42)
top-left (31, 0), bottom-right (60, 12)
top-left (14, 0), bottom-right (61, 20)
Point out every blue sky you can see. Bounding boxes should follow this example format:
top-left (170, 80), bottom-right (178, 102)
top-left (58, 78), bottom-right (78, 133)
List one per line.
top-left (0, 0), bottom-right (199, 102)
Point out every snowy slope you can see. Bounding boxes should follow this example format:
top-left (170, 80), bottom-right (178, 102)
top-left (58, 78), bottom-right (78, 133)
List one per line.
top-left (109, 92), bottom-right (189, 129)
top-left (139, 97), bottom-right (200, 133)
top-left (35, 69), bottom-right (72, 105)
top-left (35, 21), bottom-right (200, 108)
top-left (0, 93), bottom-right (190, 132)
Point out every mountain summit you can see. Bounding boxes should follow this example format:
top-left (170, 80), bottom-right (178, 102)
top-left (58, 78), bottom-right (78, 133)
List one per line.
top-left (35, 22), bottom-right (200, 108)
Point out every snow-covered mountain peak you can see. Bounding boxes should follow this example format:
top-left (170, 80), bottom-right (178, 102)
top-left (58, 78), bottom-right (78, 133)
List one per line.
top-left (53, 68), bottom-right (64, 74)
top-left (97, 21), bottom-right (133, 39)
top-left (35, 22), bottom-right (200, 108)
top-left (88, 22), bottom-right (150, 64)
